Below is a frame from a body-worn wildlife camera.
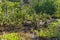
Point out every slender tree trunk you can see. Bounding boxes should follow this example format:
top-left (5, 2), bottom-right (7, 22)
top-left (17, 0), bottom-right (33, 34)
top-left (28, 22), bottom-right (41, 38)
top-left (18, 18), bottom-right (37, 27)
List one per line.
top-left (29, 0), bottom-right (33, 6)
top-left (6, 5), bottom-right (8, 16)
top-left (20, 0), bottom-right (24, 6)
top-left (0, 0), bottom-right (2, 14)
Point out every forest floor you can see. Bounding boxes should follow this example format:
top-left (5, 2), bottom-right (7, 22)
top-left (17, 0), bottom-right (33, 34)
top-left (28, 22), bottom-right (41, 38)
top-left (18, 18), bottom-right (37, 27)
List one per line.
top-left (0, 19), bottom-right (60, 40)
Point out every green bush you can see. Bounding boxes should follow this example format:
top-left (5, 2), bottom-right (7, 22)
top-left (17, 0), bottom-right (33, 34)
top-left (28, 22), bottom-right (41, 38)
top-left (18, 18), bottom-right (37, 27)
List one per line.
top-left (0, 33), bottom-right (26, 40)
top-left (0, 0), bottom-right (60, 38)
top-left (0, 33), bottom-right (19, 40)
top-left (34, 19), bottom-right (60, 38)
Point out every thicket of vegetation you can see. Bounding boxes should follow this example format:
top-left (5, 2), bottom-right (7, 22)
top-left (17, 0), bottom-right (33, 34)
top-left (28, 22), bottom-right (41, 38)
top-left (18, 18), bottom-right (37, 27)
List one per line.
top-left (0, 0), bottom-right (60, 40)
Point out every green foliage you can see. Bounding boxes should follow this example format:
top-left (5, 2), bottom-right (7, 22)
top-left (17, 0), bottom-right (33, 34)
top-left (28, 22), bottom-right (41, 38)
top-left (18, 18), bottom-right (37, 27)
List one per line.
top-left (1, 0), bottom-right (60, 26)
top-left (0, 33), bottom-right (18, 40)
top-left (0, 1), bottom-right (21, 26)
top-left (34, 19), bottom-right (60, 38)
top-left (0, 33), bottom-right (26, 40)
top-left (0, 0), bottom-right (60, 39)
top-left (33, 0), bottom-right (56, 15)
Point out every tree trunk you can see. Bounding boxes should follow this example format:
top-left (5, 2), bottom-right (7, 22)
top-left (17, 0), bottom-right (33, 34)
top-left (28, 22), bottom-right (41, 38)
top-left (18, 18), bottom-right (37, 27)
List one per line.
top-left (6, 5), bottom-right (8, 16)
top-left (20, 0), bottom-right (24, 6)
top-left (0, 0), bottom-right (2, 14)
top-left (29, 0), bottom-right (33, 6)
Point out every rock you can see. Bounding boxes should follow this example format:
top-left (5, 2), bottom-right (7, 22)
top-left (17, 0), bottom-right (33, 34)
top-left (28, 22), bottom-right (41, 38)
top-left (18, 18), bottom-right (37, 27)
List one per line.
top-left (22, 20), bottom-right (34, 31)
top-left (52, 19), bottom-right (58, 22)
top-left (23, 20), bottom-right (33, 27)
top-left (37, 20), bottom-right (45, 28)
top-left (37, 19), bottom-right (50, 29)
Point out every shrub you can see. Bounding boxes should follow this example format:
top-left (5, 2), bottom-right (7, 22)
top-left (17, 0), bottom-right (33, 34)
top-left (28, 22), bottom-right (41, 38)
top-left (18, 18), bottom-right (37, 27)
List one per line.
top-left (0, 33), bottom-right (19, 40)
top-left (34, 19), bottom-right (60, 38)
